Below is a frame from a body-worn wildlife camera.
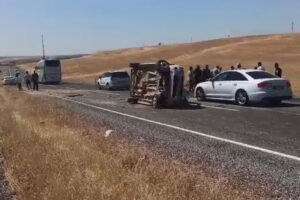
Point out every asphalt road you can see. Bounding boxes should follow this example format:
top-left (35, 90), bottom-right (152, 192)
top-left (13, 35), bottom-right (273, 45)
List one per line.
top-left (1, 66), bottom-right (300, 198)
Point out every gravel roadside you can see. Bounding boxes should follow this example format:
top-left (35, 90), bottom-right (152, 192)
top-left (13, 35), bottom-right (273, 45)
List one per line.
top-left (43, 94), bottom-right (300, 199)
top-left (0, 153), bottom-right (14, 200)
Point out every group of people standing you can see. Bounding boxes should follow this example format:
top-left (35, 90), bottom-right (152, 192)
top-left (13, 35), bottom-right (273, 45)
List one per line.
top-left (187, 62), bottom-right (283, 92)
top-left (187, 65), bottom-right (222, 92)
top-left (15, 71), bottom-right (39, 91)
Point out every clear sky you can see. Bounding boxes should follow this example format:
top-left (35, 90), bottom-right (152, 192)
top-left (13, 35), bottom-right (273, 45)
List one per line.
top-left (0, 0), bottom-right (299, 56)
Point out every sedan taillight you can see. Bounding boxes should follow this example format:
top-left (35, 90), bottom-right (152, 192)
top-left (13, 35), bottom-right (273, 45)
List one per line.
top-left (257, 82), bottom-right (271, 89)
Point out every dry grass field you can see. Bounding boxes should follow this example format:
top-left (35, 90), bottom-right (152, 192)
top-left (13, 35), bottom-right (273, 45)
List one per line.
top-left (0, 87), bottom-right (268, 199)
top-left (53, 34), bottom-right (299, 96)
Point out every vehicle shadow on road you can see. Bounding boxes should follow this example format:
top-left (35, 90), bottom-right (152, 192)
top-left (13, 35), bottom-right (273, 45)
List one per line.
top-left (164, 102), bottom-right (203, 110)
top-left (203, 99), bottom-right (300, 108)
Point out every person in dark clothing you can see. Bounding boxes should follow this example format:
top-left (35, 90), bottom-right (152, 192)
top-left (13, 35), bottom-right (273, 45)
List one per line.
top-left (187, 66), bottom-right (194, 92)
top-left (194, 65), bottom-right (202, 85)
top-left (32, 71), bottom-right (39, 91)
top-left (274, 63), bottom-right (282, 77)
top-left (202, 65), bottom-right (211, 81)
top-left (237, 63), bottom-right (242, 70)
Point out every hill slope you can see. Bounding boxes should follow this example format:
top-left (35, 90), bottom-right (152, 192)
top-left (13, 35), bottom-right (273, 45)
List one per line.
top-left (30, 34), bottom-right (300, 96)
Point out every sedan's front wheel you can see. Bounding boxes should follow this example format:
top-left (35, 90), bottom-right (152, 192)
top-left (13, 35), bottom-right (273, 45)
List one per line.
top-left (235, 90), bottom-right (249, 106)
top-left (196, 88), bottom-right (206, 101)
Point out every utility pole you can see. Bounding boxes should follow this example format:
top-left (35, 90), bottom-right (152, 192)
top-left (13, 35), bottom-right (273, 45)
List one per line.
top-left (41, 34), bottom-right (45, 59)
top-left (291, 21), bottom-right (294, 33)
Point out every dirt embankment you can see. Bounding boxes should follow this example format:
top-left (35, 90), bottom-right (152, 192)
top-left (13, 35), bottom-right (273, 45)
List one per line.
top-left (0, 87), bottom-right (270, 199)
top-left (57, 34), bottom-right (300, 96)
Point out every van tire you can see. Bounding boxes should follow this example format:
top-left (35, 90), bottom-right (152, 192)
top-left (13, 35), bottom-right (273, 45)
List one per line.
top-left (106, 83), bottom-right (110, 90)
top-left (152, 95), bottom-right (161, 109)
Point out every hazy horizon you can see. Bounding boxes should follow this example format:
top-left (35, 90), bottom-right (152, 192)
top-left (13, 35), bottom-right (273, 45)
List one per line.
top-left (1, 0), bottom-right (299, 56)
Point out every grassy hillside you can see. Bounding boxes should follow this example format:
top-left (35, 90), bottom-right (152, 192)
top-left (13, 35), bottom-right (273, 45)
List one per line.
top-left (26, 34), bottom-right (300, 96)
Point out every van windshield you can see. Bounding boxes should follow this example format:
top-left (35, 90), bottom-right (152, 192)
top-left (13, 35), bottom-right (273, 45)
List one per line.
top-left (111, 72), bottom-right (129, 78)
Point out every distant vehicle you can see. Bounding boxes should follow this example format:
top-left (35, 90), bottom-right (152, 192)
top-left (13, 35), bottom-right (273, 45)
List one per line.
top-left (35, 59), bottom-right (62, 84)
top-left (97, 71), bottom-right (130, 90)
top-left (2, 76), bottom-right (17, 85)
top-left (195, 70), bottom-right (293, 105)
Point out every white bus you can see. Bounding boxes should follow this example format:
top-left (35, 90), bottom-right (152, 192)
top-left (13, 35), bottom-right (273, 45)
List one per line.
top-left (35, 59), bottom-right (62, 84)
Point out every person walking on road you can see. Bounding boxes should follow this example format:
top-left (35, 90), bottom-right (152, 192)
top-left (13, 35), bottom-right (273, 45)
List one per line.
top-left (15, 73), bottom-right (22, 91)
top-left (187, 66), bottom-right (195, 92)
top-left (274, 63), bottom-right (282, 78)
top-left (24, 71), bottom-right (32, 90)
top-left (257, 62), bottom-right (265, 71)
top-left (32, 71), bottom-right (39, 91)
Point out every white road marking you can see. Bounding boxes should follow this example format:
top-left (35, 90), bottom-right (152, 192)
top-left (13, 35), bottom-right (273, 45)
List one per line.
top-left (41, 93), bottom-right (300, 162)
top-left (201, 104), bottom-right (240, 112)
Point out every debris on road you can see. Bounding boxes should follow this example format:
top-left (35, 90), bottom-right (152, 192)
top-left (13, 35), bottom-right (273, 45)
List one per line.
top-left (105, 129), bottom-right (113, 137)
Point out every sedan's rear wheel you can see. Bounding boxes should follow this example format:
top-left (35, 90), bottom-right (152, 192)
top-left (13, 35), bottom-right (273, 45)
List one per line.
top-left (235, 90), bottom-right (249, 106)
top-left (196, 88), bottom-right (206, 101)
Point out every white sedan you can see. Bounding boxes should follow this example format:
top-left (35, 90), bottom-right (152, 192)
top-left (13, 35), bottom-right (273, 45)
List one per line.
top-left (194, 70), bottom-right (293, 105)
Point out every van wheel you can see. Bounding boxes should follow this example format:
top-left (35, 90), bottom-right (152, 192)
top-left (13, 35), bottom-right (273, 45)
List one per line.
top-left (235, 90), bottom-right (249, 106)
top-left (152, 95), bottom-right (161, 109)
top-left (196, 88), bottom-right (206, 101)
top-left (106, 83), bottom-right (110, 90)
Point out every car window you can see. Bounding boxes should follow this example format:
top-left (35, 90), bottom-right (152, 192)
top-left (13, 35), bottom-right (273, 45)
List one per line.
top-left (102, 73), bottom-right (111, 78)
top-left (213, 72), bottom-right (229, 81)
top-left (111, 72), bottom-right (129, 78)
top-left (246, 71), bottom-right (276, 79)
top-left (228, 72), bottom-right (248, 81)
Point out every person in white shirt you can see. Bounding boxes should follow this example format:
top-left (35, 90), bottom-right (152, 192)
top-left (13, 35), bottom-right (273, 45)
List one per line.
top-left (24, 71), bottom-right (32, 90)
top-left (257, 62), bottom-right (265, 71)
top-left (212, 65), bottom-right (221, 77)
top-left (15, 73), bottom-right (22, 91)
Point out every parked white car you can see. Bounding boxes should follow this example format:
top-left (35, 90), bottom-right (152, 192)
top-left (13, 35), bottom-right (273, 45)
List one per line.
top-left (194, 70), bottom-right (293, 105)
top-left (2, 76), bottom-right (17, 85)
top-left (97, 71), bottom-right (130, 90)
